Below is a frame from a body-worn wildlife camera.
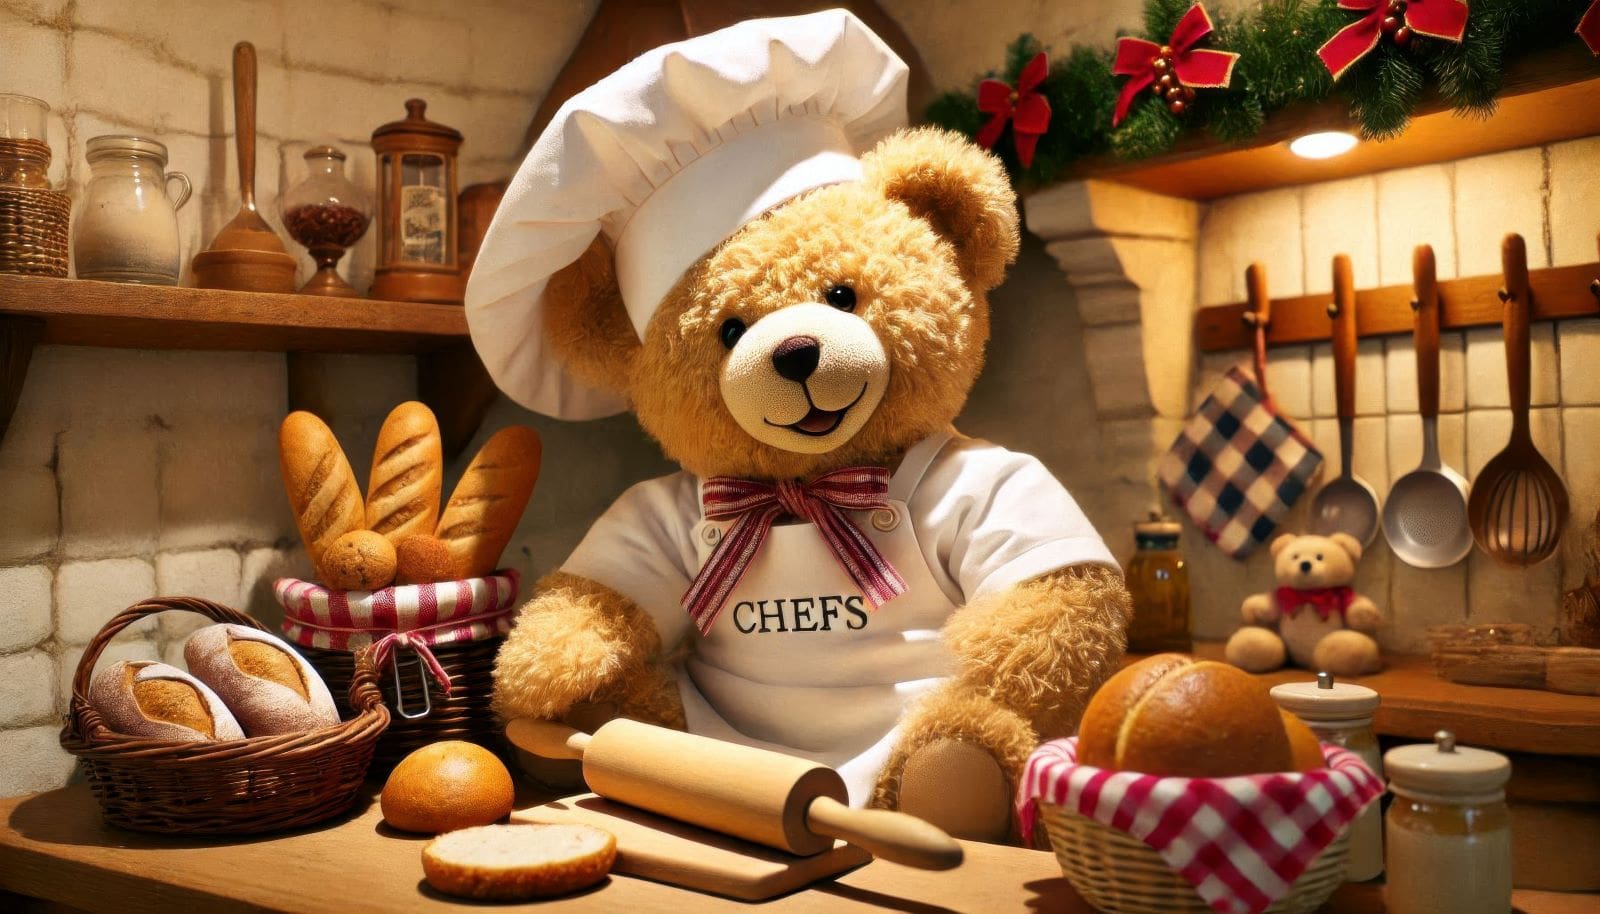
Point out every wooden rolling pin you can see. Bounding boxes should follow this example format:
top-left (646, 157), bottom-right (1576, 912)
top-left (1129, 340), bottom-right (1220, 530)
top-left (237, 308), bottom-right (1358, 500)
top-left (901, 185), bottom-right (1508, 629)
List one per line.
top-left (507, 717), bottom-right (963, 870)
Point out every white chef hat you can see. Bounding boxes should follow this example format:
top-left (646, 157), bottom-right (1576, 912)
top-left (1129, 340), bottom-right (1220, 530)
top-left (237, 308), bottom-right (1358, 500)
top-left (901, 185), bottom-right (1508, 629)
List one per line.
top-left (464, 9), bottom-right (909, 420)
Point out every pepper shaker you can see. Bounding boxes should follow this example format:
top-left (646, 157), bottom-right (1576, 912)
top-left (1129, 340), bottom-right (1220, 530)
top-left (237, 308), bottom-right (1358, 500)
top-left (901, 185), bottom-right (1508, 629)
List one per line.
top-left (1384, 731), bottom-right (1512, 914)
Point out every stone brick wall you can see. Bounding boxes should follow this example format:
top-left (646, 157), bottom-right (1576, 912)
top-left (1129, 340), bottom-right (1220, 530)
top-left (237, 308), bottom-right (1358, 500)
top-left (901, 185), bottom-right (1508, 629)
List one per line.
top-left (1188, 139), bottom-right (1600, 653)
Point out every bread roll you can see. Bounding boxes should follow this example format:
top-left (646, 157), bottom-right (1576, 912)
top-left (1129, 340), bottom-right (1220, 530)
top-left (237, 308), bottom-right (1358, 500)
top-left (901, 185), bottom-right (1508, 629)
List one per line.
top-left (437, 426), bottom-right (541, 579)
top-left (367, 402), bottom-right (443, 547)
top-left (382, 740), bottom-right (515, 834)
top-left (396, 533), bottom-right (456, 585)
top-left (87, 660), bottom-right (244, 742)
top-left (1078, 653), bottom-right (1292, 777)
top-left (422, 824), bottom-right (616, 901)
top-left (322, 530), bottom-right (398, 591)
top-left (1281, 709), bottom-right (1326, 771)
top-left (278, 411), bottom-right (365, 578)
top-left (184, 624), bottom-right (339, 735)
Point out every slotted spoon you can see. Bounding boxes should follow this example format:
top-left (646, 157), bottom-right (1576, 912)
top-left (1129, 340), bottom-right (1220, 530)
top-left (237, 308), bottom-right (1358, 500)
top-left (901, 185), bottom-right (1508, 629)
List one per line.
top-left (1383, 245), bottom-right (1472, 568)
top-left (1467, 233), bottom-right (1569, 566)
top-left (1312, 254), bottom-right (1380, 547)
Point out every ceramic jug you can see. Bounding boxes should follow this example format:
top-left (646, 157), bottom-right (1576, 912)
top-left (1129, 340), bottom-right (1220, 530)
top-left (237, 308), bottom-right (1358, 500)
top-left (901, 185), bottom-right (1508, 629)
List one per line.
top-left (73, 135), bottom-right (192, 284)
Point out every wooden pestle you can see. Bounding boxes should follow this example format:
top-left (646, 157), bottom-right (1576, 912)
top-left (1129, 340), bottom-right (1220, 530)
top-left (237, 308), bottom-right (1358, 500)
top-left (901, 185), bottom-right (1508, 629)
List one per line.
top-left (507, 717), bottom-right (963, 871)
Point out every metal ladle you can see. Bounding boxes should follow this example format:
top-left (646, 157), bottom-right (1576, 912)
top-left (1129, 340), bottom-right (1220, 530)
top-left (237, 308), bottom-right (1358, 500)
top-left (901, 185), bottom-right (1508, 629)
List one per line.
top-left (1383, 245), bottom-right (1472, 568)
top-left (1312, 254), bottom-right (1380, 547)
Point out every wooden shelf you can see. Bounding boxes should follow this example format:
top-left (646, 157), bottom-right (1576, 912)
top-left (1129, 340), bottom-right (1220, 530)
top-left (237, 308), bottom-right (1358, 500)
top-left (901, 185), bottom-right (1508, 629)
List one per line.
top-left (1133, 644), bottom-right (1600, 757)
top-left (1195, 258), bottom-right (1600, 351)
top-left (0, 275), bottom-right (497, 457)
top-left (1070, 44), bottom-right (1600, 202)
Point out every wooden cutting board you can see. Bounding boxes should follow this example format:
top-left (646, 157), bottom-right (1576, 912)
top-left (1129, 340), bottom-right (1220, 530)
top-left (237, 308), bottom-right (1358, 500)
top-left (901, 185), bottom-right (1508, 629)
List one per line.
top-left (513, 793), bottom-right (872, 901)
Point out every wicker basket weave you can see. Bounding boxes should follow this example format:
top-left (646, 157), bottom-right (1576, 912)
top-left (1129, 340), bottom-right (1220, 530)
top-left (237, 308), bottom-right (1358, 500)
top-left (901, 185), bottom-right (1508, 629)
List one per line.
top-left (0, 184), bottom-right (69, 277)
top-left (1040, 802), bottom-right (1349, 914)
top-left (61, 597), bottom-right (389, 835)
top-left (299, 637), bottom-right (504, 776)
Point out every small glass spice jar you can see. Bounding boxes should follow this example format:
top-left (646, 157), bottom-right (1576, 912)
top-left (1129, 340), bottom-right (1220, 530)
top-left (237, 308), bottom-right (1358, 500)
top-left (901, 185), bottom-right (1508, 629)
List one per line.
top-left (280, 145), bottom-right (371, 297)
top-left (1125, 512), bottom-right (1191, 653)
top-left (1271, 673), bottom-right (1383, 881)
top-left (1384, 731), bottom-right (1512, 914)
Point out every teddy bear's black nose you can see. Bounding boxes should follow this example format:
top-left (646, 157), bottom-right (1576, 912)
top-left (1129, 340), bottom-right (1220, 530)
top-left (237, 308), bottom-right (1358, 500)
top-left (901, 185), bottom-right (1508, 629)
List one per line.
top-left (1299, 560), bottom-right (1313, 574)
top-left (772, 335), bottom-right (821, 382)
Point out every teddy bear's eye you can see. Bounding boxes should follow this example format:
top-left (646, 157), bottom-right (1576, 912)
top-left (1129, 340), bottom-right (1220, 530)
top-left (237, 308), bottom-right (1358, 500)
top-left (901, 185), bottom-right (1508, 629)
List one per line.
top-left (719, 318), bottom-right (747, 349)
top-left (825, 284), bottom-right (857, 311)
top-left (1315, 554), bottom-right (1324, 561)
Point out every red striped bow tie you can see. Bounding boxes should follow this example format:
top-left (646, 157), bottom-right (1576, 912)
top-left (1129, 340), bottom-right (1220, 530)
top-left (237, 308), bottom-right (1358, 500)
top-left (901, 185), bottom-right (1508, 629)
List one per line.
top-left (684, 467), bottom-right (908, 635)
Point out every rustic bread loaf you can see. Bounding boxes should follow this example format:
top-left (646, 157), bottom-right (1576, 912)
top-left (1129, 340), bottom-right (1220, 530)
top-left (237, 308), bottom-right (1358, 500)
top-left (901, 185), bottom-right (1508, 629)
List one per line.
top-left (395, 533), bottom-right (456, 585)
top-left (278, 410), bottom-right (366, 579)
top-left (421, 824), bottom-right (616, 901)
top-left (321, 529), bottom-right (398, 591)
top-left (436, 426), bottom-right (542, 579)
top-left (366, 401), bottom-right (443, 547)
top-left (1281, 709), bottom-right (1326, 771)
top-left (1077, 653), bottom-right (1292, 777)
top-left (88, 660), bottom-right (245, 742)
top-left (381, 740), bottom-right (515, 834)
top-left (184, 624), bottom-right (339, 736)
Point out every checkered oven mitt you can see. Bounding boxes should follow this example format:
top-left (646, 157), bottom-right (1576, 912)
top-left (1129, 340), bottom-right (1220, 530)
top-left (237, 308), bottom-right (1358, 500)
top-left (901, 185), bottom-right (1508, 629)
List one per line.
top-left (1159, 366), bottom-right (1321, 558)
top-left (1018, 737), bottom-right (1383, 914)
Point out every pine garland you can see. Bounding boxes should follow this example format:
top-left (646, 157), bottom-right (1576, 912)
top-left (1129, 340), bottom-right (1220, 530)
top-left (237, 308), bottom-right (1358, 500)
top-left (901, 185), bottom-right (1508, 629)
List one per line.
top-left (926, 0), bottom-right (1594, 187)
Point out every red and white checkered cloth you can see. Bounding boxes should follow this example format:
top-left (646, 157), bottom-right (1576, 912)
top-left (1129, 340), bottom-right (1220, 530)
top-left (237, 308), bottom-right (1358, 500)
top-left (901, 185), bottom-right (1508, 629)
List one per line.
top-left (1018, 736), bottom-right (1383, 914)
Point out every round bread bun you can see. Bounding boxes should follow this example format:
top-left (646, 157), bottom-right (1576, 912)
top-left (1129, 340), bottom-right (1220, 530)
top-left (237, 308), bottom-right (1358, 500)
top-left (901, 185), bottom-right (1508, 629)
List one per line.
top-left (321, 530), bottom-right (397, 591)
top-left (382, 740), bottom-right (515, 834)
top-left (395, 533), bottom-right (457, 585)
top-left (1078, 653), bottom-right (1292, 777)
top-left (1281, 710), bottom-right (1326, 771)
top-left (422, 824), bottom-right (616, 901)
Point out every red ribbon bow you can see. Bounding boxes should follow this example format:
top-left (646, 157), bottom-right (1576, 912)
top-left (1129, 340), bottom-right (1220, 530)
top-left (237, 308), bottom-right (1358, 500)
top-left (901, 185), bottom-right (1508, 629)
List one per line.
top-left (976, 52), bottom-right (1051, 168)
top-left (1113, 2), bottom-right (1239, 127)
top-left (1275, 585), bottom-right (1356, 622)
top-left (1318, 0), bottom-right (1469, 80)
top-left (1581, 1), bottom-right (1600, 55)
top-left (685, 467), bottom-right (907, 635)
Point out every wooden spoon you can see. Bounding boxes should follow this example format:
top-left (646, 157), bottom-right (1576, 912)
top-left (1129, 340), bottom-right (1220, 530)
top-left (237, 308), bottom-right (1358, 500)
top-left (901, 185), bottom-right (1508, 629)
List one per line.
top-left (1467, 233), bottom-right (1569, 566)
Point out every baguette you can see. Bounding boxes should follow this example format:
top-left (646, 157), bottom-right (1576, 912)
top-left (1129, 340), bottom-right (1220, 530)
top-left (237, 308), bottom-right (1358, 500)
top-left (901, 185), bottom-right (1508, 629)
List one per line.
top-left (184, 624), bottom-right (339, 736)
top-left (437, 426), bottom-right (542, 579)
top-left (367, 401), bottom-right (443, 547)
top-left (88, 660), bottom-right (245, 742)
top-left (278, 411), bottom-right (365, 578)
top-left (421, 824), bottom-right (616, 901)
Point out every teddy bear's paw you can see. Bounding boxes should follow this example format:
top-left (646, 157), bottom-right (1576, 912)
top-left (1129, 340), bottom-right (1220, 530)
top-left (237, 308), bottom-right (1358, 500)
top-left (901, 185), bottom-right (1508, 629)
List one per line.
top-left (1224, 626), bottom-right (1287, 673)
top-left (1311, 629), bottom-right (1381, 677)
top-left (897, 739), bottom-right (1011, 843)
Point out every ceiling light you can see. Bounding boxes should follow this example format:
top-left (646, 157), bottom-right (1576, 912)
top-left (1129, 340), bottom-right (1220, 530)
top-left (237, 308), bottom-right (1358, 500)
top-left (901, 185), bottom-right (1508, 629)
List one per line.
top-left (1289, 131), bottom-right (1359, 159)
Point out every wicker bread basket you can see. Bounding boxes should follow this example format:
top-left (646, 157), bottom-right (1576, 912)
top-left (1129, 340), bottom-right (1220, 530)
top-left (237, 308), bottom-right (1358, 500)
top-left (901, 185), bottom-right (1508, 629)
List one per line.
top-left (61, 597), bottom-right (389, 835)
top-left (1040, 802), bottom-right (1349, 914)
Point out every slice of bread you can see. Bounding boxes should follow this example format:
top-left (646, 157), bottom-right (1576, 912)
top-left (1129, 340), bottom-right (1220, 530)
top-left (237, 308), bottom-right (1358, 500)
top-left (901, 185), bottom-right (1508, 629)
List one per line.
top-left (421, 824), bottom-right (616, 901)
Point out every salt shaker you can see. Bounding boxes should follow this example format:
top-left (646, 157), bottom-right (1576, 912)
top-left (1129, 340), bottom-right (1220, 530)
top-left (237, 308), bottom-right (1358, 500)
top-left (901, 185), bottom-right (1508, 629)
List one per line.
top-left (1271, 672), bottom-right (1383, 880)
top-left (1384, 731), bottom-right (1512, 914)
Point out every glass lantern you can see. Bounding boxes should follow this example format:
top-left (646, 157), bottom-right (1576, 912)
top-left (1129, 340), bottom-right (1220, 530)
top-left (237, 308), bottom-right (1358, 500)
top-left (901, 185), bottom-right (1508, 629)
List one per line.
top-left (370, 98), bottom-right (463, 303)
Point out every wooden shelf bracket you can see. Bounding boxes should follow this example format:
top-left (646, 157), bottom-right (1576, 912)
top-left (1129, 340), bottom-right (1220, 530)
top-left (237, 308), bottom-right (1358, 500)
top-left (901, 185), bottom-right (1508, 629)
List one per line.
top-left (0, 316), bottom-right (43, 449)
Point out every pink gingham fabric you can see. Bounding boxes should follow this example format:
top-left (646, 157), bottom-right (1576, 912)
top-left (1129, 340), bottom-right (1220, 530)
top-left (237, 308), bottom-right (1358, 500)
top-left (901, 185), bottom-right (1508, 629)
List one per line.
top-left (1018, 736), bottom-right (1382, 914)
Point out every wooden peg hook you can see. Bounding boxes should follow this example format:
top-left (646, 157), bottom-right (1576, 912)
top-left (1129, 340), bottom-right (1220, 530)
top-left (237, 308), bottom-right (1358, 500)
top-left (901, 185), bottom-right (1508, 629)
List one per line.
top-left (1591, 231), bottom-right (1600, 305)
top-left (1241, 263), bottom-right (1271, 328)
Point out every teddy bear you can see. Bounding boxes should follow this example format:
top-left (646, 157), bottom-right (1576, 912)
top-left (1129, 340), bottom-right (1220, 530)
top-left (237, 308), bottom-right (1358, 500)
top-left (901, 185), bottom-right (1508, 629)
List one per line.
top-left (464, 12), bottom-right (1131, 843)
top-left (1223, 532), bottom-right (1382, 677)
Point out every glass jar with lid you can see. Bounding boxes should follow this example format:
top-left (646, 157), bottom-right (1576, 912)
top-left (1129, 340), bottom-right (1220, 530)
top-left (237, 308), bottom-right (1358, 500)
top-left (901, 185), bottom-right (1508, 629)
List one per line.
top-left (1125, 512), bottom-right (1191, 653)
top-left (1271, 673), bottom-right (1383, 880)
top-left (73, 135), bottom-right (192, 285)
top-left (1384, 731), bottom-right (1512, 914)
top-left (370, 98), bottom-right (462, 303)
top-left (280, 145), bottom-right (371, 297)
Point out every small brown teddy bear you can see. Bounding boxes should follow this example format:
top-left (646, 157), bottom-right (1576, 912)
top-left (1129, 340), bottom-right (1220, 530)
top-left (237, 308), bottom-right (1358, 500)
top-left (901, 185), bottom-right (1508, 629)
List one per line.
top-left (466, 12), bottom-right (1132, 844)
top-left (1224, 532), bottom-right (1382, 677)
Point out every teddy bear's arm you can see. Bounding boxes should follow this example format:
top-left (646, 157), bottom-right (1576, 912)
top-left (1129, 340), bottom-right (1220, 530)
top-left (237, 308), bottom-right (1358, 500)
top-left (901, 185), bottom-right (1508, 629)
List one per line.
top-left (490, 570), bottom-right (668, 722)
top-left (1242, 592), bottom-right (1280, 626)
top-left (1344, 596), bottom-right (1381, 634)
top-left (940, 563), bottom-right (1132, 740)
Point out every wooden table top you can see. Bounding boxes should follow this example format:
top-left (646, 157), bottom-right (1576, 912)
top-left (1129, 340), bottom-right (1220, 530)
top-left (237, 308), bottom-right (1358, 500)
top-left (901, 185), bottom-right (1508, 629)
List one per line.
top-left (1, 784), bottom-right (1594, 913)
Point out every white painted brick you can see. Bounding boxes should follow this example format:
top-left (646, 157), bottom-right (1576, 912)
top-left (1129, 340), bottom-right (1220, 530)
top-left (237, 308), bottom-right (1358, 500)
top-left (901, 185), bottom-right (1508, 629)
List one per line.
top-left (0, 9), bottom-right (68, 111)
top-left (282, 0), bottom-right (394, 79)
top-left (0, 463), bottom-right (58, 564)
top-left (1562, 408), bottom-right (1600, 592)
top-left (1467, 549), bottom-right (1562, 634)
top-left (155, 549), bottom-right (243, 640)
top-left (0, 726), bottom-right (77, 798)
top-left (0, 566), bottom-right (53, 654)
top-left (1311, 339), bottom-right (1386, 418)
top-left (73, 0), bottom-right (287, 79)
top-left (1387, 563), bottom-right (1466, 655)
top-left (1559, 318), bottom-right (1600, 406)
top-left (1453, 148), bottom-right (1550, 275)
top-left (158, 416), bottom-right (294, 550)
top-left (23, 347), bottom-right (287, 423)
top-left (66, 31), bottom-right (212, 136)
top-left (468, 3), bottom-right (593, 93)
top-left (391, 11), bottom-right (471, 86)
top-left (55, 558), bottom-right (157, 645)
top-left (0, 650), bottom-right (56, 726)
top-left (1309, 415), bottom-right (1389, 499)
top-left (1386, 333), bottom-right (1467, 415)
top-left (1353, 544), bottom-right (1391, 636)
top-left (56, 638), bottom-right (160, 715)
top-left (240, 545), bottom-right (313, 623)
top-left (1548, 137), bottom-right (1600, 267)
top-left (162, 639), bottom-right (187, 670)
top-left (1376, 165), bottom-right (1457, 284)
top-left (1265, 346), bottom-right (1313, 421)
top-left (283, 70), bottom-right (398, 150)
top-left (58, 419), bottom-right (160, 558)
top-left (1385, 412), bottom-right (1465, 484)
top-left (1196, 189), bottom-right (1304, 307)
top-left (1464, 322), bottom-right (1559, 408)
top-left (1192, 350), bottom-right (1250, 413)
top-left (1302, 176), bottom-right (1379, 296)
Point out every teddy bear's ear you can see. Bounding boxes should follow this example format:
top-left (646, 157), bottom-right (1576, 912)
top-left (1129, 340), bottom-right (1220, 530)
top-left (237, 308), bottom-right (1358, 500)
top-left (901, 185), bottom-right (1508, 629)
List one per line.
top-left (1328, 532), bottom-right (1363, 563)
top-left (862, 126), bottom-right (1020, 291)
top-left (1269, 533), bottom-right (1297, 558)
top-left (542, 235), bottom-right (641, 396)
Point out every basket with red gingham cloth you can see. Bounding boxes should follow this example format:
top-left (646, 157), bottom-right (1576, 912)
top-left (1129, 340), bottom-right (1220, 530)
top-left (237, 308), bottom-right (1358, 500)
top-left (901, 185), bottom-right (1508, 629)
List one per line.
top-left (1018, 736), bottom-right (1383, 914)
